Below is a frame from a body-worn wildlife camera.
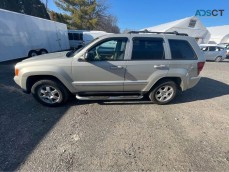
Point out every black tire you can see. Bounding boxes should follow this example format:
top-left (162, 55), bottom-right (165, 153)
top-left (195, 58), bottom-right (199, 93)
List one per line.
top-left (31, 80), bottom-right (69, 107)
top-left (215, 56), bottom-right (222, 62)
top-left (39, 49), bottom-right (48, 55)
top-left (149, 80), bottom-right (177, 105)
top-left (28, 50), bottom-right (38, 57)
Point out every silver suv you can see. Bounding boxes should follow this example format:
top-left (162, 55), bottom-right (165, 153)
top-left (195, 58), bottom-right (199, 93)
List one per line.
top-left (14, 31), bottom-right (205, 106)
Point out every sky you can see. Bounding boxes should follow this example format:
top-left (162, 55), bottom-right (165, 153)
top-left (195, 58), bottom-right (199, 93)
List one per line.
top-left (47, 0), bottom-right (229, 30)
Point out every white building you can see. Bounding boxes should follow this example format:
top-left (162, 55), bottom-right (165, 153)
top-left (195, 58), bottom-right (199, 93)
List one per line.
top-left (142, 16), bottom-right (210, 44)
top-left (207, 25), bottom-right (229, 44)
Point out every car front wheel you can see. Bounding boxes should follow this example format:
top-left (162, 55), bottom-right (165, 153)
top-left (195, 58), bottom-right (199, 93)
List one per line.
top-left (31, 80), bottom-right (69, 106)
top-left (149, 80), bottom-right (177, 105)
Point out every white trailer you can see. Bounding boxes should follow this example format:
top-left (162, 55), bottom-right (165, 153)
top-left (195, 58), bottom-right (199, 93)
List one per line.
top-left (0, 9), bottom-right (70, 62)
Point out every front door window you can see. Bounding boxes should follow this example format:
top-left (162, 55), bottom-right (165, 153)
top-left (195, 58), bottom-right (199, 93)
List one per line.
top-left (87, 38), bottom-right (127, 61)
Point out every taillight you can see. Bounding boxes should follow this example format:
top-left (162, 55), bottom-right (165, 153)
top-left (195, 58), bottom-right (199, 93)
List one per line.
top-left (197, 62), bottom-right (205, 75)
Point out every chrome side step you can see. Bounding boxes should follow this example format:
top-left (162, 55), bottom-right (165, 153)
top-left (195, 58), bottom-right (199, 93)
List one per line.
top-left (76, 95), bottom-right (143, 100)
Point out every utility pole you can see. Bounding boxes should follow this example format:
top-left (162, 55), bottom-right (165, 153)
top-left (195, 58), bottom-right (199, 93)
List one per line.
top-left (46, 0), bottom-right (48, 10)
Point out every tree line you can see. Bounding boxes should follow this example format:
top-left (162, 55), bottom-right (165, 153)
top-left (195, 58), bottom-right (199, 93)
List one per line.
top-left (0, 0), bottom-right (50, 19)
top-left (0, 0), bottom-right (120, 33)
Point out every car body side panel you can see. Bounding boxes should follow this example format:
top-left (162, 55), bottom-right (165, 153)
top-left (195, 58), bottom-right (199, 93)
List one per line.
top-left (124, 34), bottom-right (169, 91)
top-left (71, 36), bottom-right (131, 92)
top-left (14, 57), bottom-right (76, 93)
top-left (124, 61), bottom-right (169, 91)
top-left (163, 36), bottom-right (203, 91)
top-left (71, 60), bottom-right (126, 92)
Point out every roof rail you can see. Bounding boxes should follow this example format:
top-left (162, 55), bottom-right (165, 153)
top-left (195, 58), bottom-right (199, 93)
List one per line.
top-left (128, 30), bottom-right (188, 36)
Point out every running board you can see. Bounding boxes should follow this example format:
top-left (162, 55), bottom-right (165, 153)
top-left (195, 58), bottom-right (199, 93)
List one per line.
top-left (76, 95), bottom-right (143, 100)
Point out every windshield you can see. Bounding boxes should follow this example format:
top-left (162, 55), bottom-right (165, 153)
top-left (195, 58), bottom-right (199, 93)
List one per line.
top-left (66, 37), bottom-right (100, 57)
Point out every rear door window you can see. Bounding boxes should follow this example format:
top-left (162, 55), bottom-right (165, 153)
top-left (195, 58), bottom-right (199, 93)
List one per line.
top-left (169, 40), bottom-right (197, 60)
top-left (131, 38), bottom-right (165, 60)
top-left (209, 46), bottom-right (216, 51)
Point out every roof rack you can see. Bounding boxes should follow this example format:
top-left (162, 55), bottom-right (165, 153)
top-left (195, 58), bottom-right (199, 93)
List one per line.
top-left (128, 30), bottom-right (188, 36)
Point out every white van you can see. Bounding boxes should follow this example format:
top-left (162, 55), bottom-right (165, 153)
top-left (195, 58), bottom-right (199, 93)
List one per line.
top-left (68, 30), bottom-right (109, 49)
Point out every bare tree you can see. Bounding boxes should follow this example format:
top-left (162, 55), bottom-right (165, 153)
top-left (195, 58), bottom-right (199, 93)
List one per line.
top-left (52, 0), bottom-right (120, 32)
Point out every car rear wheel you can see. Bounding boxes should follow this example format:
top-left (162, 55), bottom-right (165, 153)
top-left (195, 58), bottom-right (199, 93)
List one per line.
top-left (215, 56), bottom-right (222, 62)
top-left (149, 80), bottom-right (177, 105)
top-left (31, 80), bottom-right (69, 107)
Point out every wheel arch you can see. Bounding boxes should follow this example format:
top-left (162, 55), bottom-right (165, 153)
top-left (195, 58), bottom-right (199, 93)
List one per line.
top-left (26, 75), bottom-right (73, 94)
top-left (215, 56), bottom-right (222, 61)
top-left (148, 77), bottom-right (182, 93)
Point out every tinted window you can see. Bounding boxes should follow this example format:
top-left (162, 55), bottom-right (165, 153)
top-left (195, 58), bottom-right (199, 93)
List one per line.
top-left (209, 46), bottom-right (216, 51)
top-left (80, 33), bottom-right (83, 40)
top-left (87, 38), bottom-right (127, 61)
top-left (169, 40), bottom-right (197, 60)
top-left (201, 47), bottom-right (208, 51)
top-left (132, 38), bottom-right (164, 60)
top-left (73, 33), bottom-right (83, 40)
top-left (68, 33), bottom-right (73, 40)
top-left (216, 47), bottom-right (224, 51)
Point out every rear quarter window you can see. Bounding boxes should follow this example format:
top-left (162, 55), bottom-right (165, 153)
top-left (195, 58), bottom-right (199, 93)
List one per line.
top-left (169, 39), bottom-right (197, 60)
top-left (217, 47), bottom-right (224, 51)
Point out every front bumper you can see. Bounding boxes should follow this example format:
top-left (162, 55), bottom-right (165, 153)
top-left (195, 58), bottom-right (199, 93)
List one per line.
top-left (14, 76), bottom-right (20, 86)
top-left (14, 76), bottom-right (29, 94)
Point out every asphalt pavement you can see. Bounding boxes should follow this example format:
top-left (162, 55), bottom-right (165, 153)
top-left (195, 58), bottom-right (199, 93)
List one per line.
top-left (0, 59), bottom-right (229, 171)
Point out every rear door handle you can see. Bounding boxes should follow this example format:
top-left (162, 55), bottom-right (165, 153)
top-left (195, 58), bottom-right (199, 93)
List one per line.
top-left (110, 66), bottom-right (123, 69)
top-left (154, 65), bottom-right (169, 70)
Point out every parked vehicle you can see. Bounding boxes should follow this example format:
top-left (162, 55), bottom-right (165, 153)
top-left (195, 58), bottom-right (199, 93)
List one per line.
top-left (199, 44), bottom-right (227, 62)
top-left (68, 30), bottom-right (108, 49)
top-left (14, 31), bottom-right (205, 106)
top-left (218, 43), bottom-right (229, 58)
top-left (226, 45), bottom-right (229, 58)
top-left (0, 9), bottom-right (70, 62)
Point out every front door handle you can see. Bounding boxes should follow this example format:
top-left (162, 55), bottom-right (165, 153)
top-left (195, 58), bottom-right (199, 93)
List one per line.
top-left (154, 65), bottom-right (169, 70)
top-left (110, 66), bottom-right (123, 69)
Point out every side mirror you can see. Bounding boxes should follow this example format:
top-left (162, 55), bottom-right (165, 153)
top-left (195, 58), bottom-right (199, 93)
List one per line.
top-left (84, 51), bottom-right (94, 61)
top-left (78, 52), bottom-right (89, 62)
top-left (84, 52), bottom-right (89, 61)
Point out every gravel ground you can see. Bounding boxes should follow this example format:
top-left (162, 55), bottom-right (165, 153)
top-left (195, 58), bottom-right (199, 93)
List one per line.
top-left (0, 59), bottom-right (229, 171)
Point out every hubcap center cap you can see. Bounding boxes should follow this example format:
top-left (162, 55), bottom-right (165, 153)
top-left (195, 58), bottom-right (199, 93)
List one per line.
top-left (162, 91), bottom-right (166, 96)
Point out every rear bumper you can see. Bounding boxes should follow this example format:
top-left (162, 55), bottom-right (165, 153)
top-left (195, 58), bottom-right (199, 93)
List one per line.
top-left (181, 76), bottom-right (200, 91)
top-left (188, 76), bottom-right (200, 89)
